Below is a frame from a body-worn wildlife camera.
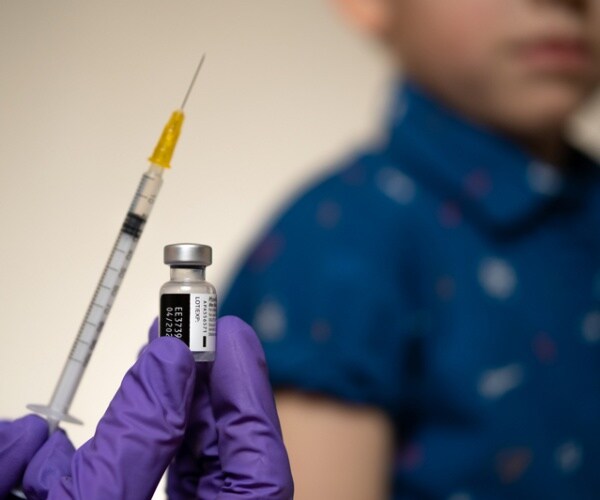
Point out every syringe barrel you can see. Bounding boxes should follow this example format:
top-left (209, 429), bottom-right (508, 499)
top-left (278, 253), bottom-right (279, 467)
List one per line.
top-left (45, 164), bottom-right (164, 425)
top-left (129, 164), bottom-right (164, 218)
top-left (47, 358), bottom-right (85, 419)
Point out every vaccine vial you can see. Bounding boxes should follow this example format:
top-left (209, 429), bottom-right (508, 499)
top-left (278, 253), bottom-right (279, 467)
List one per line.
top-left (160, 243), bottom-right (217, 362)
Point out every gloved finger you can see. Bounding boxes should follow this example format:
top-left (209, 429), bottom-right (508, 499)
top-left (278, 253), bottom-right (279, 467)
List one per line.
top-left (210, 316), bottom-right (293, 498)
top-left (24, 336), bottom-right (196, 500)
top-left (150, 315), bottom-right (224, 498)
top-left (0, 414), bottom-right (48, 496)
top-left (22, 429), bottom-right (75, 499)
top-left (167, 372), bottom-right (224, 500)
top-left (166, 317), bottom-right (293, 499)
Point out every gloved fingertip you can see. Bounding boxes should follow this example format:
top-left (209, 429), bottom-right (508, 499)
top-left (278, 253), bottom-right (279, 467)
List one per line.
top-left (14, 414), bottom-right (49, 447)
top-left (130, 336), bottom-right (196, 417)
top-left (0, 415), bottom-right (49, 495)
top-left (22, 428), bottom-right (75, 499)
top-left (144, 336), bottom-right (195, 373)
top-left (216, 315), bottom-right (267, 360)
top-left (211, 315), bottom-right (269, 385)
top-left (46, 428), bottom-right (75, 455)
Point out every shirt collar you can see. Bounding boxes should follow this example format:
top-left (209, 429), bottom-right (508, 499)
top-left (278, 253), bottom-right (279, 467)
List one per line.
top-left (383, 81), bottom-right (597, 233)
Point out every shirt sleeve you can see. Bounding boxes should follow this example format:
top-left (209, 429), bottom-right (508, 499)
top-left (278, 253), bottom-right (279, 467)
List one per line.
top-left (220, 166), bottom-right (417, 417)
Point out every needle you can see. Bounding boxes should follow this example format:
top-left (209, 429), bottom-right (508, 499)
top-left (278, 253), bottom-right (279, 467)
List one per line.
top-left (181, 54), bottom-right (206, 110)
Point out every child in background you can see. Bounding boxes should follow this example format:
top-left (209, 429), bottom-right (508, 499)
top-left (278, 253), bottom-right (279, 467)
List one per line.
top-left (222, 0), bottom-right (600, 498)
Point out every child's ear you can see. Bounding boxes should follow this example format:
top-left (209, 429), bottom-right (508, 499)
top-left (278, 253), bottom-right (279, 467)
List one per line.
top-left (330, 0), bottom-right (390, 36)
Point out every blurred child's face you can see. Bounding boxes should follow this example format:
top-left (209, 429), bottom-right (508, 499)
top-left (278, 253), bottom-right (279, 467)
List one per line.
top-left (338, 0), bottom-right (600, 140)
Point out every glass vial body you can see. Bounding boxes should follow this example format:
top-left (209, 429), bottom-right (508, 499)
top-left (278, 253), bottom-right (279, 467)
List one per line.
top-left (159, 244), bottom-right (217, 362)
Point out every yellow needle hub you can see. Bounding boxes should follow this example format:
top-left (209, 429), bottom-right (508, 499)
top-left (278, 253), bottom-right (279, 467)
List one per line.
top-left (148, 110), bottom-right (185, 169)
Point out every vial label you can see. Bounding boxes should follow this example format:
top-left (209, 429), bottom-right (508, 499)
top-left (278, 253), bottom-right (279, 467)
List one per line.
top-left (160, 293), bottom-right (217, 352)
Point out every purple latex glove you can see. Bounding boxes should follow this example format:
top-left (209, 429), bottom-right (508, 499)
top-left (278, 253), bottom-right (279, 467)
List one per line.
top-left (18, 316), bottom-right (293, 499)
top-left (149, 316), bottom-right (294, 499)
top-left (0, 414), bottom-right (48, 496)
top-left (20, 335), bottom-right (195, 499)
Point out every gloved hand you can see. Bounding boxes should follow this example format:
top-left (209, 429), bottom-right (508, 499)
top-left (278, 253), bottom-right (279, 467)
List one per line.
top-left (0, 414), bottom-right (48, 497)
top-left (149, 316), bottom-right (294, 500)
top-left (1, 316), bottom-right (293, 499)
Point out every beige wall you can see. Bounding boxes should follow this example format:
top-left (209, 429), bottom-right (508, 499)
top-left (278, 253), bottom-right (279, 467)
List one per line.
top-left (0, 1), bottom-right (598, 498)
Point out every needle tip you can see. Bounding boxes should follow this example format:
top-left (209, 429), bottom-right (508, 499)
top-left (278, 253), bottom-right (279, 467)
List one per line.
top-left (181, 54), bottom-right (206, 110)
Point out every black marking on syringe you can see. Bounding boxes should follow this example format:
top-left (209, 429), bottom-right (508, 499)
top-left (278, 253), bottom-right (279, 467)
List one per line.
top-left (68, 338), bottom-right (91, 359)
top-left (122, 212), bottom-right (146, 239)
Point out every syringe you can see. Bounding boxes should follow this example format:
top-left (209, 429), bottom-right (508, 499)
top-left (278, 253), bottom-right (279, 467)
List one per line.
top-left (28, 55), bottom-right (206, 433)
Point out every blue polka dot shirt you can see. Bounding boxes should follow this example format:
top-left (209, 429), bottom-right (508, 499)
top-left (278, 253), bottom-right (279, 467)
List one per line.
top-left (221, 82), bottom-right (600, 499)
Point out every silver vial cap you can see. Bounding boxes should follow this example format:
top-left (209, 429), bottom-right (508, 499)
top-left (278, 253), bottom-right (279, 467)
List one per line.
top-left (164, 243), bottom-right (212, 267)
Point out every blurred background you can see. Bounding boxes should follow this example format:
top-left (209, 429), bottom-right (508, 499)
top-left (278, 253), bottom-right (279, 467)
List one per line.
top-left (0, 1), bottom-right (598, 498)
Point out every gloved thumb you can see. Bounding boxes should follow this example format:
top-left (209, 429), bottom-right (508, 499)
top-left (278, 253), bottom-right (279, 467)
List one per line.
top-left (24, 336), bottom-right (196, 500)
